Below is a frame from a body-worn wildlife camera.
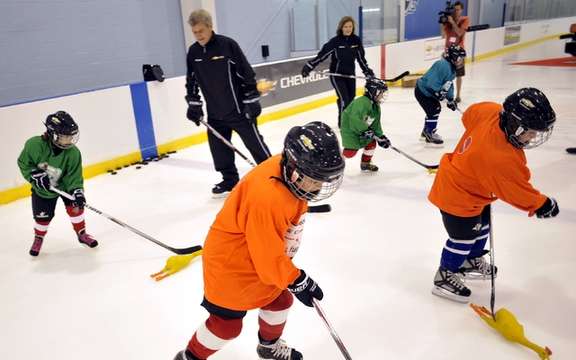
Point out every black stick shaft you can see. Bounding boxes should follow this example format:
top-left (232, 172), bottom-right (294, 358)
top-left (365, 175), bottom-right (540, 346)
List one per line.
top-left (327, 70), bottom-right (409, 82)
top-left (199, 119), bottom-right (257, 167)
top-left (390, 146), bottom-right (438, 170)
top-left (489, 208), bottom-right (496, 320)
top-left (313, 299), bottom-right (353, 360)
top-left (50, 187), bottom-right (201, 255)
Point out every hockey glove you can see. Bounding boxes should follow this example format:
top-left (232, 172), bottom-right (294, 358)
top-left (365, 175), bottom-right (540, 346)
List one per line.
top-left (446, 99), bottom-right (458, 111)
top-left (186, 97), bottom-right (204, 126)
top-left (243, 96), bottom-right (262, 122)
top-left (364, 69), bottom-right (375, 79)
top-left (360, 129), bottom-right (375, 141)
top-left (72, 188), bottom-right (86, 208)
top-left (535, 197), bottom-right (559, 218)
top-left (301, 64), bottom-right (312, 78)
top-left (288, 269), bottom-right (323, 307)
top-left (376, 134), bottom-right (391, 148)
top-left (30, 169), bottom-right (51, 192)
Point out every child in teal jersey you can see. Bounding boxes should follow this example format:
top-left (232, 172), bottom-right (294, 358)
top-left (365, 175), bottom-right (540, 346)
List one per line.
top-left (415, 45), bottom-right (466, 145)
top-left (17, 111), bottom-right (97, 256)
top-left (340, 78), bottom-right (391, 172)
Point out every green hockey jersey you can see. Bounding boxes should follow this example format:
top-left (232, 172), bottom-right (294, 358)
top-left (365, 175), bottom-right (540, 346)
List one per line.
top-left (17, 136), bottom-right (84, 199)
top-left (340, 95), bottom-right (383, 149)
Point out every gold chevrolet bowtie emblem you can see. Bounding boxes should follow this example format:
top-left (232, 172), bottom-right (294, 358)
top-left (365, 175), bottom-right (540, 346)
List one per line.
top-left (300, 135), bottom-right (315, 150)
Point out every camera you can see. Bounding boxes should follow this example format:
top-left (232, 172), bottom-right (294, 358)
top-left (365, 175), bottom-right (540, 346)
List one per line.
top-left (438, 1), bottom-right (455, 24)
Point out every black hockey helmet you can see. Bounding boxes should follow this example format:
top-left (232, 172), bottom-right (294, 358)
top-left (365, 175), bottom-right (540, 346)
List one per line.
top-left (281, 121), bottom-right (345, 201)
top-left (44, 111), bottom-right (79, 149)
top-left (365, 77), bottom-right (388, 103)
top-left (443, 45), bottom-right (466, 67)
top-left (500, 88), bottom-right (555, 149)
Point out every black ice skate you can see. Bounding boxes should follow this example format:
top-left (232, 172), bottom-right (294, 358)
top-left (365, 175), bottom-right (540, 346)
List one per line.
top-left (459, 252), bottom-right (497, 280)
top-left (257, 339), bottom-right (303, 360)
top-left (360, 162), bottom-right (379, 172)
top-left (29, 236), bottom-right (44, 256)
top-left (432, 267), bottom-right (471, 303)
top-left (212, 180), bottom-right (237, 199)
top-left (420, 130), bottom-right (444, 146)
top-left (173, 349), bottom-right (198, 360)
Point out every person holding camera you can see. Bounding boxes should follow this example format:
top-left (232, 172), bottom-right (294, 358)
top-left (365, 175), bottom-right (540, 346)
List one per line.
top-left (185, 9), bottom-right (271, 197)
top-left (301, 16), bottom-right (374, 127)
top-left (441, 1), bottom-right (469, 103)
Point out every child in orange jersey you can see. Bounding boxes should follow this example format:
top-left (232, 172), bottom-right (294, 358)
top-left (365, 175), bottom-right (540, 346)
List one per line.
top-left (428, 88), bottom-right (559, 303)
top-left (174, 122), bottom-right (345, 360)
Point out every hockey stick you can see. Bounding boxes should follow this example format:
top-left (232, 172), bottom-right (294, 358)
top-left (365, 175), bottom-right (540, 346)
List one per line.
top-left (199, 119), bottom-right (257, 167)
top-left (390, 146), bottom-right (439, 171)
top-left (199, 119), bottom-right (331, 213)
top-left (312, 299), bottom-right (353, 360)
top-left (488, 207), bottom-right (496, 320)
top-left (327, 70), bottom-right (410, 83)
top-left (50, 187), bottom-right (202, 255)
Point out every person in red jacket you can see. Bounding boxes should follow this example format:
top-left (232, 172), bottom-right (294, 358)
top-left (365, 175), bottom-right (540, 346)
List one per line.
top-left (428, 88), bottom-right (559, 303)
top-left (174, 122), bottom-right (345, 360)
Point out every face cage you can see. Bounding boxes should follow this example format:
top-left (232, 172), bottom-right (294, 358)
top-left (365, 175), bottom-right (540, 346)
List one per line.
top-left (284, 167), bottom-right (344, 202)
top-left (51, 132), bottom-right (79, 149)
top-left (510, 125), bottom-right (553, 149)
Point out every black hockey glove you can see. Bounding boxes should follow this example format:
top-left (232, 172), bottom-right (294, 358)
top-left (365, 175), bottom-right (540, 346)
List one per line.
top-left (30, 169), bottom-right (51, 192)
top-left (535, 197), bottom-right (559, 219)
top-left (364, 69), bottom-right (375, 79)
top-left (301, 63), bottom-right (312, 78)
top-left (186, 97), bottom-right (204, 126)
top-left (376, 134), bottom-right (391, 148)
top-left (243, 99), bottom-right (262, 120)
top-left (288, 269), bottom-right (323, 307)
top-left (243, 90), bottom-right (262, 120)
top-left (360, 129), bottom-right (375, 141)
top-left (72, 188), bottom-right (86, 208)
top-left (446, 99), bottom-right (458, 111)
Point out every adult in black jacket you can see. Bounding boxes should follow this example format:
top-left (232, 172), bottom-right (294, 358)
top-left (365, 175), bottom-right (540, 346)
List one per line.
top-left (301, 16), bottom-right (374, 127)
top-left (185, 9), bottom-right (271, 197)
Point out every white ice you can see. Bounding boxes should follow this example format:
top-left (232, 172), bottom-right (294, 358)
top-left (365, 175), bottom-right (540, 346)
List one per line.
top-left (1, 40), bottom-right (575, 360)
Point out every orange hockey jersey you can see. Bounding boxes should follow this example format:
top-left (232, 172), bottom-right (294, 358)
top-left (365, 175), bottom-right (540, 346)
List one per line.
top-left (202, 155), bottom-right (307, 311)
top-left (428, 102), bottom-right (547, 217)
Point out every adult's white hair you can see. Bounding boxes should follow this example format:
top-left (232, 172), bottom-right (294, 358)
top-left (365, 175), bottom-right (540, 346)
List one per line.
top-left (188, 9), bottom-right (213, 27)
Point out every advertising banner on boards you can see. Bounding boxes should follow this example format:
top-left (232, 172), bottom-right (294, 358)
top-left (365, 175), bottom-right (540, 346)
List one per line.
top-left (254, 58), bottom-right (331, 108)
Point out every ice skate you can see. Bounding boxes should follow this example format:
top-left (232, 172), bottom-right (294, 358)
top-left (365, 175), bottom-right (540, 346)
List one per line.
top-left (432, 267), bottom-right (471, 303)
top-left (29, 236), bottom-right (44, 256)
top-left (460, 253), bottom-right (497, 280)
top-left (78, 231), bottom-right (98, 248)
top-left (257, 339), bottom-right (303, 360)
top-left (360, 162), bottom-right (379, 172)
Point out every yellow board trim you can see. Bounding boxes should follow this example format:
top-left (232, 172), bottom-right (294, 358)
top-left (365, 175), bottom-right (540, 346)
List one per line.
top-left (0, 31), bottom-right (564, 205)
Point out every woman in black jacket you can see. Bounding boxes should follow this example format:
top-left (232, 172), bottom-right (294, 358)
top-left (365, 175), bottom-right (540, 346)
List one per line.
top-left (301, 16), bottom-right (374, 127)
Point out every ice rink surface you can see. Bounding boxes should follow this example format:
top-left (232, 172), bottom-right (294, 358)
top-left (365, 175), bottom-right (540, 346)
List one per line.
top-left (1, 40), bottom-right (575, 359)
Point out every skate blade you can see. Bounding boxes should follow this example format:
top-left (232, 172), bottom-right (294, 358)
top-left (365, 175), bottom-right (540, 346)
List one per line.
top-left (461, 272), bottom-right (497, 281)
top-left (211, 192), bottom-right (230, 199)
top-left (419, 137), bottom-right (444, 147)
top-left (431, 286), bottom-right (470, 303)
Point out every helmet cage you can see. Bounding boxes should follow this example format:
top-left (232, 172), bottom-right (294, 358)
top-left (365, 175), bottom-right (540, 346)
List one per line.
top-left (505, 112), bottom-right (554, 149)
top-left (365, 79), bottom-right (389, 103)
top-left (282, 158), bottom-right (344, 202)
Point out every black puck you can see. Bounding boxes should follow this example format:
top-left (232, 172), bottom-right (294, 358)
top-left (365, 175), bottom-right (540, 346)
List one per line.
top-left (136, 166), bottom-right (142, 169)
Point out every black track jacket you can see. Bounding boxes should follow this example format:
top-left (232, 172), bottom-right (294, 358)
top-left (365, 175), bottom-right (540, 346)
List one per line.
top-left (305, 34), bottom-right (373, 76)
top-left (186, 32), bottom-right (258, 119)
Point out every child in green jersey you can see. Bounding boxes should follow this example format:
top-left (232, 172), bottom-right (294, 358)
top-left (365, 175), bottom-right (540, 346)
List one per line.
top-left (340, 78), bottom-right (391, 172)
top-left (17, 111), bottom-right (98, 256)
